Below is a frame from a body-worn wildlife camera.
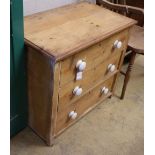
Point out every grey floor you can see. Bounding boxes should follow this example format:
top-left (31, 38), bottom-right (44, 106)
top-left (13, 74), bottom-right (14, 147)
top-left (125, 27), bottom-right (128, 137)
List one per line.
top-left (11, 56), bottom-right (144, 155)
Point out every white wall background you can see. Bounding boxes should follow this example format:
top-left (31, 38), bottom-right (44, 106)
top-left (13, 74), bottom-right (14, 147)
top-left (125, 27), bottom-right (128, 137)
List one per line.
top-left (23, 0), bottom-right (96, 16)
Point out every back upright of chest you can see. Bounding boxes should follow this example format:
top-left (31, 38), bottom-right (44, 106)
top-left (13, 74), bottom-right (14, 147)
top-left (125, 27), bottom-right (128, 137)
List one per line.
top-left (25, 2), bottom-right (136, 145)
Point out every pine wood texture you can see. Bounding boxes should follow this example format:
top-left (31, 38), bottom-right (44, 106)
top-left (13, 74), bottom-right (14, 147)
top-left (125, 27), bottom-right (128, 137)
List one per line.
top-left (56, 76), bottom-right (115, 134)
top-left (60, 29), bottom-right (128, 86)
top-left (25, 2), bottom-right (136, 145)
top-left (24, 2), bottom-right (136, 61)
top-left (27, 46), bottom-right (54, 144)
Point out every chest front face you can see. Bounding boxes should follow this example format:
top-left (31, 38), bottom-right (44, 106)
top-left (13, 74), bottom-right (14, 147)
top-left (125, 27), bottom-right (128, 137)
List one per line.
top-left (53, 28), bottom-right (129, 135)
top-left (25, 2), bottom-right (136, 145)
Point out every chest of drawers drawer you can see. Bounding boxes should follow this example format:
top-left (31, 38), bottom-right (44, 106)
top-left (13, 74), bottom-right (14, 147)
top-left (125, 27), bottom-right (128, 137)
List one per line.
top-left (25, 2), bottom-right (136, 145)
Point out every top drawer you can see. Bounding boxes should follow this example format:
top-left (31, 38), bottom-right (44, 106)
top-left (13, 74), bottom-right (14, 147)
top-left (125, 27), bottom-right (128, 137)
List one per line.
top-left (60, 29), bottom-right (129, 86)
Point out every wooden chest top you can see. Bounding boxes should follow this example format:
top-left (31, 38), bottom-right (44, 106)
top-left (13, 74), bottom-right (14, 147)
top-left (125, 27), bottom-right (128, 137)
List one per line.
top-left (24, 2), bottom-right (136, 61)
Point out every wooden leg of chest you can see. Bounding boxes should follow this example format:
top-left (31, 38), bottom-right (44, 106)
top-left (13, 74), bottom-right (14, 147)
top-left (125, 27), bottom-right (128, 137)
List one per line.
top-left (46, 135), bottom-right (55, 146)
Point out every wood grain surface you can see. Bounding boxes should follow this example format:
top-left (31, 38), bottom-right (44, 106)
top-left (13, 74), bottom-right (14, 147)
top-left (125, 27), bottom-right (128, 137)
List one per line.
top-left (56, 76), bottom-right (115, 134)
top-left (59, 28), bottom-right (128, 86)
top-left (27, 46), bottom-right (54, 143)
top-left (25, 2), bottom-right (136, 145)
top-left (24, 2), bottom-right (136, 61)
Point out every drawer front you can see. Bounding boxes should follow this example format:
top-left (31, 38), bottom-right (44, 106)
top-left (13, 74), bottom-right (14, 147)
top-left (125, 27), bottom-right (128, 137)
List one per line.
top-left (60, 28), bottom-right (129, 86)
top-left (93, 50), bottom-right (122, 83)
top-left (56, 76), bottom-right (115, 134)
top-left (58, 52), bottom-right (121, 107)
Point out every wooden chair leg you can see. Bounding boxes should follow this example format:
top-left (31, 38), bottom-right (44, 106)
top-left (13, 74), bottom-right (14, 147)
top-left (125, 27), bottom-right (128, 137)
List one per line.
top-left (120, 51), bottom-right (136, 99)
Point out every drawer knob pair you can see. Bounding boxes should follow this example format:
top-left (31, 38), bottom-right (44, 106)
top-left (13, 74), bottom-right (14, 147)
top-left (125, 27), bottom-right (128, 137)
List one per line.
top-left (76, 60), bottom-right (86, 72)
top-left (101, 87), bottom-right (109, 95)
top-left (108, 64), bottom-right (116, 72)
top-left (114, 40), bottom-right (122, 49)
top-left (69, 111), bottom-right (78, 120)
top-left (73, 86), bottom-right (83, 96)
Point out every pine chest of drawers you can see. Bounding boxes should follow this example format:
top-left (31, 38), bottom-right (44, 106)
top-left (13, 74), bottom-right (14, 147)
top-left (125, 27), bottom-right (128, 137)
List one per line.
top-left (24, 2), bottom-right (136, 145)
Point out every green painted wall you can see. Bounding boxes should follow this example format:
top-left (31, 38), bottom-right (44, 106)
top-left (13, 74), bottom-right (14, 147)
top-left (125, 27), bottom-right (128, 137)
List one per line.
top-left (10, 0), bottom-right (27, 136)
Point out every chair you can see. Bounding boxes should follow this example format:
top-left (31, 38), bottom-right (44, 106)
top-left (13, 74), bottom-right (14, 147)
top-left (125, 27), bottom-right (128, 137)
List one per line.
top-left (96, 0), bottom-right (144, 99)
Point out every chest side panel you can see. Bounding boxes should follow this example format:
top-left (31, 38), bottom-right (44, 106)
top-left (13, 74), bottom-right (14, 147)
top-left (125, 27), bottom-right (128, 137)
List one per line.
top-left (27, 46), bottom-right (54, 143)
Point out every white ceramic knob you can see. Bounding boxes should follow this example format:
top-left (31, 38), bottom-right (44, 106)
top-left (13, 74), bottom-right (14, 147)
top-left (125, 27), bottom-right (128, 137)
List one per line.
top-left (101, 87), bottom-right (109, 95)
top-left (69, 111), bottom-right (78, 120)
top-left (108, 64), bottom-right (116, 72)
top-left (76, 60), bottom-right (86, 71)
top-left (73, 86), bottom-right (83, 96)
top-left (114, 40), bottom-right (122, 49)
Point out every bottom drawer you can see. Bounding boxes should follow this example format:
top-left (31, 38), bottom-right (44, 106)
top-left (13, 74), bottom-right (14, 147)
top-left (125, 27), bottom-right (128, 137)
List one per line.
top-left (55, 75), bottom-right (115, 134)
